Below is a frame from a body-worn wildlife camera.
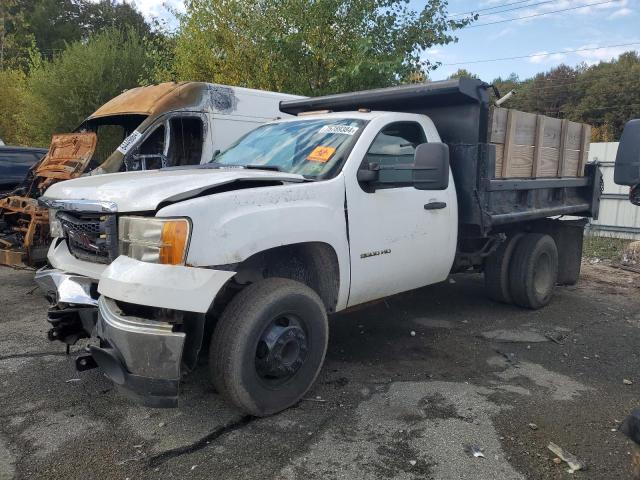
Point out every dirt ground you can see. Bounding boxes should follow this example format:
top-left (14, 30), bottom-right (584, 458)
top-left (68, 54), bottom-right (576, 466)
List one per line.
top-left (1, 261), bottom-right (639, 480)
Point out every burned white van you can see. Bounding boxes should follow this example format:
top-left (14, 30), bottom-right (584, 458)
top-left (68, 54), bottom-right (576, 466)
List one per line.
top-left (0, 82), bottom-right (303, 266)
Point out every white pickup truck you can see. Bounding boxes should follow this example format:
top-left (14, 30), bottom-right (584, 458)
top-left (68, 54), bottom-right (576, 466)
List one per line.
top-left (36, 79), bottom-right (601, 415)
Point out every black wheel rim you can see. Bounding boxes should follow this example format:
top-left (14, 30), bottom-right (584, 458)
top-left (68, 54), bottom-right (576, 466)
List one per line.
top-left (255, 314), bottom-right (309, 386)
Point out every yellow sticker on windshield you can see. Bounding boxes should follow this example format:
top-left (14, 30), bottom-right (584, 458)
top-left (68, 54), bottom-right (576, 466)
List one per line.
top-left (307, 146), bottom-right (336, 163)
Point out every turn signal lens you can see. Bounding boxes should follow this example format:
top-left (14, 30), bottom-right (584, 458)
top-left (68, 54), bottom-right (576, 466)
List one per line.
top-left (119, 216), bottom-right (191, 265)
top-left (159, 220), bottom-right (190, 265)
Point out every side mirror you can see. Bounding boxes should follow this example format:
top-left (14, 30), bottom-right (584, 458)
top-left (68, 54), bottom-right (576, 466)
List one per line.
top-left (631, 184), bottom-right (640, 206)
top-left (356, 165), bottom-right (379, 183)
top-left (413, 143), bottom-right (449, 190)
top-left (614, 119), bottom-right (640, 186)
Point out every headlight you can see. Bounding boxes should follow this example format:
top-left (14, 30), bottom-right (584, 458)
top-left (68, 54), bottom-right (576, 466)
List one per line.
top-left (118, 216), bottom-right (191, 265)
top-left (48, 209), bottom-right (65, 238)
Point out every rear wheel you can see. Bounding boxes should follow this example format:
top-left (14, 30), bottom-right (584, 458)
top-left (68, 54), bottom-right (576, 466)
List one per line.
top-left (209, 278), bottom-right (328, 416)
top-left (508, 233), bottom-right (558, 309)
top-left (484, 233), bottom-right (524, 304)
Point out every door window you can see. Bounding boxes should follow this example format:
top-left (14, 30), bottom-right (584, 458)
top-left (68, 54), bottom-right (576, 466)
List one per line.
top-left (125, 125), bottom-right (166, 171)
top-left (168, 117), bottom-right (204, 166)
top-left (364, 122), bottom-right (426, 168)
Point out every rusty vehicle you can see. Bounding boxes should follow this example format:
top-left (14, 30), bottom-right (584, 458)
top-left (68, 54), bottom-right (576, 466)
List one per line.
top-left (0, 82), bottom-right (303, 267)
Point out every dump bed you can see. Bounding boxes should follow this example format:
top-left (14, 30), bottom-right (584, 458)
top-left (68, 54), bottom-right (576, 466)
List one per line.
top-left (280, 78), bottom-right (601, 237)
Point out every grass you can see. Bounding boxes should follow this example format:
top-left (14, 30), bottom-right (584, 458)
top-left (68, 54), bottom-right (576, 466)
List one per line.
top-left (582, 234), bottom-right (632, 261)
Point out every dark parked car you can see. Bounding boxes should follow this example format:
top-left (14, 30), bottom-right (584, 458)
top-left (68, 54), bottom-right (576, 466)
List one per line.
top-left (0, 146), bottom-right (48, 194)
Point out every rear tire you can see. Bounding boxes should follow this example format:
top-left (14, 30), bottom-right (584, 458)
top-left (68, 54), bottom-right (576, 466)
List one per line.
top-left (508, 233), bottom-right (558, 309)
top-left (209, 278), bottom-right (328, 416)
top-left (484, 233), bottom-right (524, 304)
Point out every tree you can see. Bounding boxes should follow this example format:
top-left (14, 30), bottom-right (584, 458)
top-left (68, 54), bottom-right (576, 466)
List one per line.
top-left (448, 68), bottom-right (478, 80)
top-left (0, 0), bottom-right (33, 70)
top-left (564, 52), bottom-right (640, 139)
top-left (2, 0), bottom-right (155, 67)
top-left (23, 28), bottom-right (151, 145)
top-left (171, 0), bottom-right (474, 95)
top-left (0, 68), bottom-right (31, 144)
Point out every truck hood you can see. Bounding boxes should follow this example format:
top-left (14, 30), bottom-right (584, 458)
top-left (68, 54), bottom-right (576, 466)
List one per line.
top-left (41, 167), bottom-right (306, 212)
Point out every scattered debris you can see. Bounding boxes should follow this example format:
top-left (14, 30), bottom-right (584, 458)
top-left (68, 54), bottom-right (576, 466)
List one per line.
top-left (191, 465), bottom-right (198, 471)
top-left (448, 278), bottom-right (456, 284)
top-left (548, 442), bottom-right (586, 473)
top-left (302, 397), bottom-right (326, 403)
top-left (471, 446), bottom-right (485, 458)
top-left (544, 332), bottom-right (566, 345)
top-left (495, 349), bottom-right (519, 366)
top-left (528, 423), bottom-right (538, 431)
top-left (553, 457), bottom-right (562, 465)
top-left (410, 330), bottom-right (416, 337)
top-left (409, 460), bottom-right (417, 466)
top-left (65, 378), bottom-right (81, 383)
top-left (158, 422), bottom-right (166, 428)
top-left (116, 451), bottom-right (146, 465)
top-left (624, 379), bottom-right (633, 385)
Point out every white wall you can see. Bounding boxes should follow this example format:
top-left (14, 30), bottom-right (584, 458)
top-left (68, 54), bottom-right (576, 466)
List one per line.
top-left (588, 142), bottom-right (640, 240)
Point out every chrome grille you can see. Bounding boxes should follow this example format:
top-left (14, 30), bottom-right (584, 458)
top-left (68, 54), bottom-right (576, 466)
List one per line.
top-left (58, 212), bottom-right (117, 264)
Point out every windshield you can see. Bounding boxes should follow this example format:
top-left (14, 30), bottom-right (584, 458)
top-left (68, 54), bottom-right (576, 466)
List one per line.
top-left (212, 118), bottom-right (365, 177)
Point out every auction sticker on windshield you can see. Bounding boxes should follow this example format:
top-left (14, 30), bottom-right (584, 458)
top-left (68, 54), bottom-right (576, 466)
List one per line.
top-left (307, 146), bottom-right (336, 163)
top-left (117, 130), bottom-right (143, 155)
top-left (318, 125), bottom-right (359, 135)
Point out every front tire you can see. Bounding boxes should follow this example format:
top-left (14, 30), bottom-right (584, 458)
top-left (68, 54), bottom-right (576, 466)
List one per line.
top-left (209, 278), bottom-right (328, 416)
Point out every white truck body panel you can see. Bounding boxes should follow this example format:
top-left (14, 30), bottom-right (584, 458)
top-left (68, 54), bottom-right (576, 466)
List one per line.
top-left (338, 113), bottom-right (457, 305)
top-left (42, 110), bottom-right (457, 313)
top-left (41, 169), bottom-right (305, 212)
top-left (158, 176), bottom-right (352, 310)
top-left (98, 256), bottom-right (235, 313)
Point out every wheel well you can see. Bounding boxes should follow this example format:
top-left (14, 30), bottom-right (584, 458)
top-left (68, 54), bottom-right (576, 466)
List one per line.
top-left (214, 242), bottom-right (340, 314)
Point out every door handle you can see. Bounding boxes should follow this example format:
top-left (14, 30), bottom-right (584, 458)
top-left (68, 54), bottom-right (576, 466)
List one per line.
top-left (424, 201), bottom-right (446, 210)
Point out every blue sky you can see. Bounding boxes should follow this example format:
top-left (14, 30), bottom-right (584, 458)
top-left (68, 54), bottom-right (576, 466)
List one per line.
top-left (416, 0), bottom-right (639, 81)
top-left (130, 0), bottom-right (638, 82)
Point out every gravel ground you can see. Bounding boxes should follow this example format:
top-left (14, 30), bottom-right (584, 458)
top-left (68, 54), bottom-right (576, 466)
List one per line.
top-left (0, 261), bottom-right (639, 480)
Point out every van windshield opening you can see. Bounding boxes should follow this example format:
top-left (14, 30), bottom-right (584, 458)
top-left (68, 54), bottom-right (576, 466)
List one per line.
top-left (212, 118), bottom-right (365, 178)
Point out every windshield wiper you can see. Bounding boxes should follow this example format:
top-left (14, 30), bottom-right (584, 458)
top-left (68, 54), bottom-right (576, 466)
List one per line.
top-left (242, 164), bottom-right (282, 172)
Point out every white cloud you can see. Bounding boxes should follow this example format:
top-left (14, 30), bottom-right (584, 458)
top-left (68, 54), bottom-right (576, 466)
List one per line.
top-left (573, 43), bottom-right (640, 64)
top-left (133, 0), bottom-right (184, 18)
top-left (528, 51), bottom-right (566, 64)
top-left (609, 7), bottom-right (633, 19)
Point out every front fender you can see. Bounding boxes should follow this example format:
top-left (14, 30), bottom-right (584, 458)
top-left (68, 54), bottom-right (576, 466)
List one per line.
top-left (157, 176), bottom-right (350, 310)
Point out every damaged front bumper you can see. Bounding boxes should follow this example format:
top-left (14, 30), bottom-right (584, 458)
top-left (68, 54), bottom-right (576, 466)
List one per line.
top-left (93, 296), bottom-right (185, 407)
top-left (36, 257), bottom-right (237, 407)
top-left (35, 268), bottom-right (186, 407)
top-left (34, 267), bottom-right (99, 345)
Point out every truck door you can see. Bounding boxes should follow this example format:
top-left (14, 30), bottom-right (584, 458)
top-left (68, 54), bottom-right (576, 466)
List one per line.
top-left (345, 121), bottom-right (457, 307)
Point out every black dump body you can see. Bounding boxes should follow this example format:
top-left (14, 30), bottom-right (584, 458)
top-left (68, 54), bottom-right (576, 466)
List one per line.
top-left (280, 78), bottom-right (601, 238)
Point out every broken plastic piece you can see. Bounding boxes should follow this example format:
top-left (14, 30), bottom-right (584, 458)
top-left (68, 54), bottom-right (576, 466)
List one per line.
top-left (547, 442), bottom-right (586, 473)
top-left (471, 446), bottom-right (485, 458)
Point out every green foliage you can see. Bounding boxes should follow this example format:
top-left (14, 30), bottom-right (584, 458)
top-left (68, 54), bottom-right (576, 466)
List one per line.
top-left (23, 28), bottom-right (150, 145)
top-left (3, 0), bottom-right (153, 65)
top-left (463, 52), bottom-right (640, 140)
top-left (583, 234), bottom-right (631, 261)
top-left (448, 68), bottom-right (478, 80)
top-left (0, 68), bottom-right (31, 144)
top-left (172, 0), bottom-right (473, 95)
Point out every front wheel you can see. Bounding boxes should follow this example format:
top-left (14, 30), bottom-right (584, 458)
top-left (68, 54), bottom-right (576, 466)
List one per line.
top-left (209, 278), bottom-right (328, 416)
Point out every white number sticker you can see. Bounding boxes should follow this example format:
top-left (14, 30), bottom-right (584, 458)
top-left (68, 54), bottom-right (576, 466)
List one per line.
top-left (319, 125), bottom-right (359, 136)
top-left (117, 130), bottom-right (143, 154)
